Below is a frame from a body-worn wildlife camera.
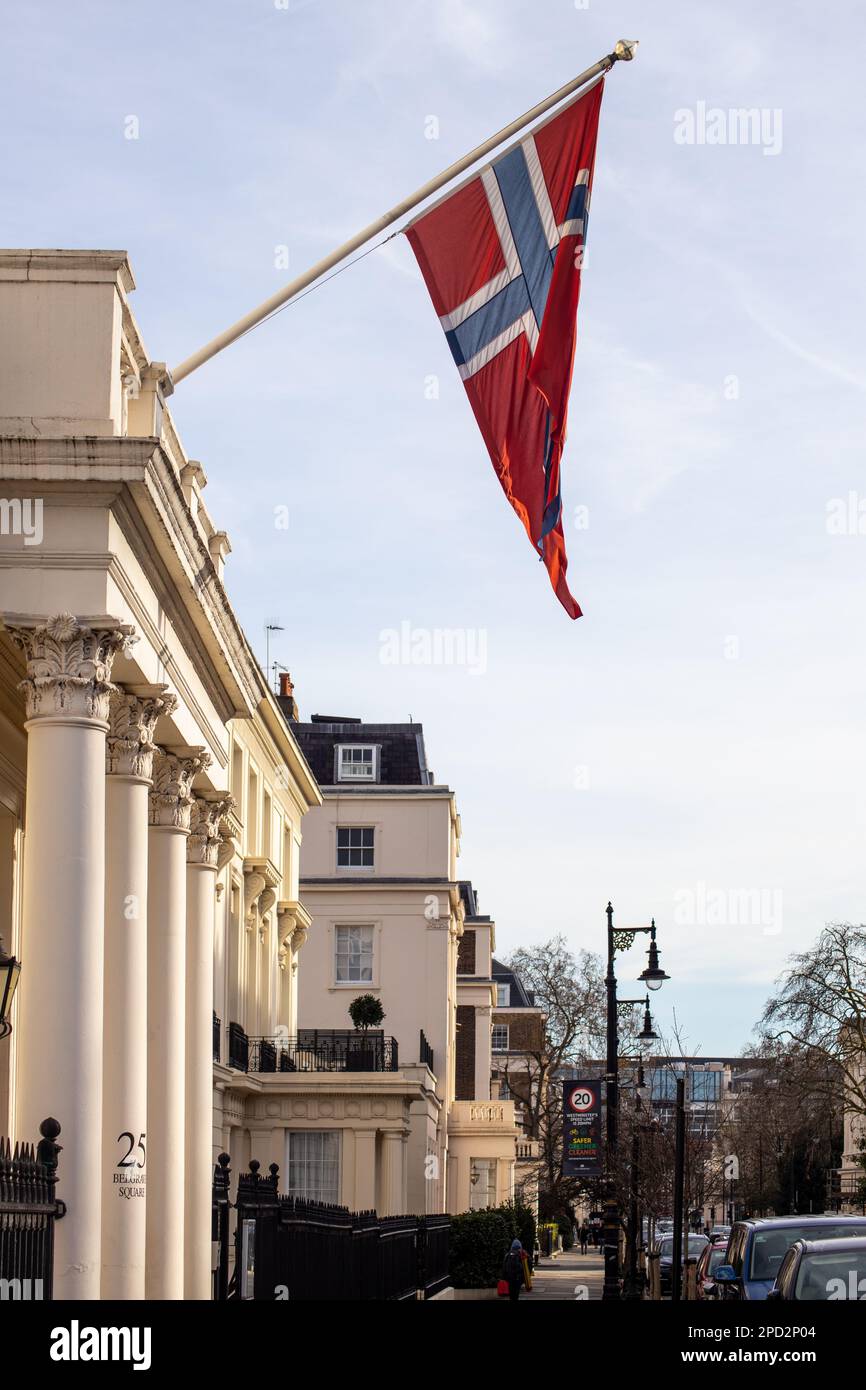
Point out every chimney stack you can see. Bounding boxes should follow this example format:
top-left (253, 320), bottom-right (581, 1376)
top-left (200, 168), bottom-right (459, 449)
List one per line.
top-left (276, 671), bottom-right (299, 722)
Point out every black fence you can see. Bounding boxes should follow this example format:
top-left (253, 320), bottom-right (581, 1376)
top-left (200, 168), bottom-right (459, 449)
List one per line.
top-left (214, 1156), bottom-right (449, 1300)
top-left (0, 1118), bottom-right (65, 1301)
top-left (213, 1012), bottom-right (221, 1063)
top-left (227, 1021), bottom-right (249, 1071)
top-left (226, 1024), bottom-right (399, 1074)
top-left (419, 1029), bottom-right (434, 1073)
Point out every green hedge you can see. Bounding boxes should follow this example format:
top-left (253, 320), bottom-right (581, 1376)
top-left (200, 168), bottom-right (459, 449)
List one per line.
top-left (450, 1200), bottom-right (537, 1288)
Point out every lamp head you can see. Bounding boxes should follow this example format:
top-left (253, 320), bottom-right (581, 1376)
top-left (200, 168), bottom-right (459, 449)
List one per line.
top-left (638, 919), bottom-right (669, 991)
top-left (637, 999), bottom-right (658, 1046)
top-left (0, 936), bottom-right (21, 1041)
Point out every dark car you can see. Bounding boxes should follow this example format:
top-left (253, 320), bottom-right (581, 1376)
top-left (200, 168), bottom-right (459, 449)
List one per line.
top-left (715, 1216), bottom-right (866, 1301)
top-left (768, 1237), bottom-right (866, 1301)
top-left (695, 1238), bottom-right (730, 1300)
top-left (657, 1233), bottom-right (709, 1297)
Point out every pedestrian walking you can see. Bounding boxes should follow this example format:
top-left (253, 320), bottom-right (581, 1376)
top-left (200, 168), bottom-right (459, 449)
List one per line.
top-left (501, 1238), bottom-right (525, 1302)
top-left (579, 1222), bottom-right (589, 1254)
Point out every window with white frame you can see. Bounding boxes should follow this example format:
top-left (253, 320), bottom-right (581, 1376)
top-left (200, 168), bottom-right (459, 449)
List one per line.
top-left (285, 1131), bottom-right (340, 1204)
top-left (469, 1158), bottom-right (496, 1210)
top-left (491, 1024), bottom-right (509, 1052)
top-left (336, 744), bottom-right (378, 782)
top-left (334, 925), bottom-right (374, 983)
top-left (336, 826), bottom-right (374, 869)
top-left (496, 983), bottom-right (510, 1006)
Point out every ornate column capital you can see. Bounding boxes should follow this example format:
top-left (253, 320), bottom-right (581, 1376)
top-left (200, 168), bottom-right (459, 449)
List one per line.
top-left (7, 613), bottom-right (136, 725)
top-left (148, 747), bottom-right (211, 832)
top-left (106, 688), bottom-right (177, 781)
top-left (187, 794), bottom-right (235, 867)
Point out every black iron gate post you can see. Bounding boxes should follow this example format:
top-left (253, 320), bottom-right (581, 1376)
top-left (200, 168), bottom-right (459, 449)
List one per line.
top-left (234, 1159), bottom-right (280, 1299)
top-left (0, 1117), bottom-right (65, 1301)
top-left (212, 1152), bottom-right (231, 1301)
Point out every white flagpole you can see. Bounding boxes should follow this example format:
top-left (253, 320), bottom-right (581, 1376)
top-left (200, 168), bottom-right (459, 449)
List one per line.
top-left (169, 40), bottom-right (637, 386)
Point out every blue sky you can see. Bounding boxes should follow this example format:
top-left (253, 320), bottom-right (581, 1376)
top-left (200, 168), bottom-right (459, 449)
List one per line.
top-left (4, 1), bottom-right (865, 1054)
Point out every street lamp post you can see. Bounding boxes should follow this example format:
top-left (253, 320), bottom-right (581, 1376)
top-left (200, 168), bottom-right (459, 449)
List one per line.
top-left (603, 903), bottom-right (669, 1301)
top-left (671, 1075), bottom-right (687, 1302)
top-left (621, 1055), bottom-right (647, 1301)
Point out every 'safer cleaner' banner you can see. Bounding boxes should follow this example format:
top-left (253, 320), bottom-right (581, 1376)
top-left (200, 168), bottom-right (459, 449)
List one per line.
top-left (562, 1078), bottom-right (603, 1176)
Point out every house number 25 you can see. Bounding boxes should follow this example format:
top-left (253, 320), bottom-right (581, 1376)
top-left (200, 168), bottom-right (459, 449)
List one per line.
top-left (117, 1132), bottom-right (146, 1169)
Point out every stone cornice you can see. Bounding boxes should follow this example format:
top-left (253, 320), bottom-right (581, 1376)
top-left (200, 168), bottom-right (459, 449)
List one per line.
top-left (5, 612), bottom-right (135, 724)
top-left (0, 249), bottom-right (135, 292)
top-left (0, 436), bottom-right (266, 721)
top-left (215, 1070), bottom-right (431, 1106)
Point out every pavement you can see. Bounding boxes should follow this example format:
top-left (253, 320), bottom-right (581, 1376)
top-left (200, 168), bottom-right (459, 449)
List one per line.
top-left (524, 1247), bottom-right (605, 1301)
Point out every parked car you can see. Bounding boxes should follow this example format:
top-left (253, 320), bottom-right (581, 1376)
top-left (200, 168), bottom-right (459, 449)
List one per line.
top-left (695, 1238), bottom-right (730, 1300)
top-left (767, 1237), bottom-right (866, 1300)
top-left (656, 1233), bottom-right (709, 1297)
top-left (715, 1216), bottom-right (866, 1300)
top-left (709, 1224), bottom-right (731, 1241)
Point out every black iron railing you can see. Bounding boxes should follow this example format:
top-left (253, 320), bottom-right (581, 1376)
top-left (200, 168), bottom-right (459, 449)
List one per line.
top-left (213, 1012), bottom-right (221, 1064)
top-left (228, 1021), bottom-right (249, 1071)
top-left (0, 1118), bottom-right (65, 1300)
top-left (417, 1212), bottom-right (450, 1298)
top-left (419, 1030), bottom-right (434, 1073)
top-left (223, 1158), bottom-right (450, 1300)
top-left (227, 1025), bottom-right (398, 1073)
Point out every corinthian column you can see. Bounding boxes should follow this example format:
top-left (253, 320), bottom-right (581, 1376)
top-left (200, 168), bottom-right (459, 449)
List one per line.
top-left (9, 613), bottom-right (134, 1301)
top-left (102, 687), bottom-right (173, 1300)
top-left (184, 792), bottom-right (233, 1300)
top-left (146, 746), bottom-right (210, 1299)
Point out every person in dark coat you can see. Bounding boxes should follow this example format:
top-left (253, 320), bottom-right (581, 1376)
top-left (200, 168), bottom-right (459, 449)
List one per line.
top-left (502, 1239), bottom-right (525, 1302)
top-left (579, 1222), bottom-right (589, 1254)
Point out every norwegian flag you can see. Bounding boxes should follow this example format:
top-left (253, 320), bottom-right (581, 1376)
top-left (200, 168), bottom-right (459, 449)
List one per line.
top-left (406, 78), bottom-right (604, 618)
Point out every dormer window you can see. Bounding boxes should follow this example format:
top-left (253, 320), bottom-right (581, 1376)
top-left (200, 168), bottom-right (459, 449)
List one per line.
top-left (336, 744), bottom-right (379, 782)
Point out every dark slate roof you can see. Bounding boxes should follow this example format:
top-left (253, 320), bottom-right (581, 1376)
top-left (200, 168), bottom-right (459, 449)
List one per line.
top-left (492, 957), bottom-right (536, 1007)
top-left (459, 881), bottom-right (490, 921)
top-left (292, 719), bottom-right (433, 787)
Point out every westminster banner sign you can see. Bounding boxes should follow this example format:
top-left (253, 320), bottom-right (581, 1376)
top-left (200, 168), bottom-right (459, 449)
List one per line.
top-left (562, 1078), bottom-right (603, 1177)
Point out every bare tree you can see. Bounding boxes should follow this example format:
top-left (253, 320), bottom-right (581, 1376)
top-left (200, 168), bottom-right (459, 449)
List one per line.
top-left (761, 922), bottom-right (866, 1123)
top-left (501, 936), bottom-right (606, 1222)
top-left (716, 1042), bottom-right (842, 1215)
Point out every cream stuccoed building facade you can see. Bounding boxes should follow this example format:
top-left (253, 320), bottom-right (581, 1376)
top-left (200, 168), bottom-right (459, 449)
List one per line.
top-left (289, 716), bottom-right (521, 1215)
top-left (0, 247), bottom-right (520, 1302)
top-left (0, 248), bottom-right (330, 1300)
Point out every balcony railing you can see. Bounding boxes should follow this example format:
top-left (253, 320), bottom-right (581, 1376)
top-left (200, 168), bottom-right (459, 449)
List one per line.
top-left (228, 1021), bottom-right (249, 1071)
top-left (226, 1024), bottom-right (399, 1074)
top-left (419, 1029), bottom-right (434, 1073)
top-left (213, 1012), bottom-right (221, 1064)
